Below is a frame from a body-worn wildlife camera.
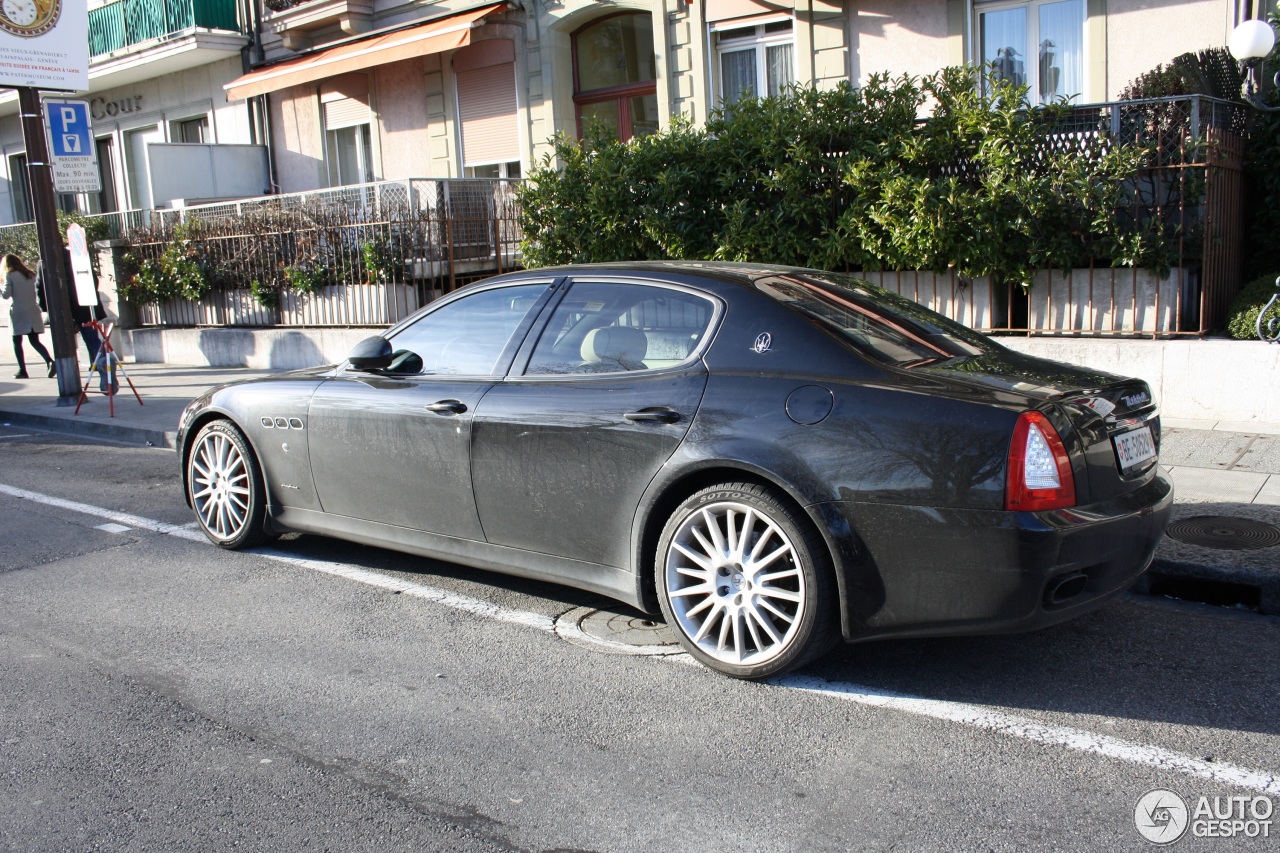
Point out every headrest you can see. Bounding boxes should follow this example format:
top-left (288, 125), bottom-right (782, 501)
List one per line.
top-left (580, 326), bottom-right (648, 371)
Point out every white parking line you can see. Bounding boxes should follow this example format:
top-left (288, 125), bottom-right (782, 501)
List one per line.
top-left (252, 546), bottom-right (557, 634)
top-left (3, 480), bottom-right (1278, 796)
top-left (775, 675), bottom-right (1280, 797)
top-left (0, 483), bottom-right (206, 542)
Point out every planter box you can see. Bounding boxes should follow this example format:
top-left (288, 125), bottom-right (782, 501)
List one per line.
top-left (132, 302), bottom-right (162, 326)
top-left (279, 283), bottom-right (419, 326)
top-left (859, 271), bottom-right (1004, 330)
top-left (158, 298), bottom-right (218, 326)
top-left (1027, 268), bottom-right (1192, 334)
top-left (221, 288), bottom-right (278, 326)
top-left (860, 267), bottom-right (1195, 335)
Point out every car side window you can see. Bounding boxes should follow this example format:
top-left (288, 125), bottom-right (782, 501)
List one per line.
top-left (524, 281), bottom-right (713, 375)
top-left (385, 284), bottom-right (549, 376)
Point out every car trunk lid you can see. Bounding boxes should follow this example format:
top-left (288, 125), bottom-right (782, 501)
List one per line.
top-left (913, 349), bottom-right (1161, 505)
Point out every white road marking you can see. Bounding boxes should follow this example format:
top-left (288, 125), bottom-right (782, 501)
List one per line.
top-left (3, 480), bottom-right (1278, 796)
top-left (94, 523), bottom-right (132, 534)
top-left (252, 546), bottom-right (556, 634)
top-left (0, 434), bottom-right (33, 440)
top-left (0, 484), bottom-right (206, 542)
top-left (775, 675), bottom-right (1280, 797)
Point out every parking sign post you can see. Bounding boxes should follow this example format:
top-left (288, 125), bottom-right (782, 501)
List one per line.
top-left (18, 87), bottom-right (81, 402)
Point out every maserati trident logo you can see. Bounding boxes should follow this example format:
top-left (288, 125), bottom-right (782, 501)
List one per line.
top-left (753, 333), bottom-right (772, 354)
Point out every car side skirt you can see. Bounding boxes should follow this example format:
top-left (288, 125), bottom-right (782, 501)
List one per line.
top-left (271, 507), bottom-right (643, 608)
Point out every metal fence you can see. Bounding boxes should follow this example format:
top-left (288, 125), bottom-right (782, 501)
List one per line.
top-left (1, 95), bottom-right (1246, 337)
top-left (89, 0), bottom-right (242, 58)
top-left (966, 95), bottom-right (1245, 337)
top-left (123, 178), bottom-right (523, 328)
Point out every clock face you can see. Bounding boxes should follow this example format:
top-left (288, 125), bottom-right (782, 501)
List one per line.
top-left (0, 0), bottom-right (59, 36)
top-left (3, 0), bottom-right (35, 25)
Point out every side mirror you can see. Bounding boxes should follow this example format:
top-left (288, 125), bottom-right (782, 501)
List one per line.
top-left (347, 336), bottom-right (393, 370)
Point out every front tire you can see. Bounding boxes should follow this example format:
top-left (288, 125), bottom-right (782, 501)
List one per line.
top-left (187, 420), bottom-right (268, 549)
top-left (656, 483), bottom-right (837, 679)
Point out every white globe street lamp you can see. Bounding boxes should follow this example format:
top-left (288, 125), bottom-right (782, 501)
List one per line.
top-left (1229, 18), bottom-right (1279, 110)
top-left (1230, 18), bottom-right (1275, 60)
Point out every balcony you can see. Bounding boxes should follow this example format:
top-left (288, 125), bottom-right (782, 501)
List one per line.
top-left (89, 0), bottom-right (242, 58)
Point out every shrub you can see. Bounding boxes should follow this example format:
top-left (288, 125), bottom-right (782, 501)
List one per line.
top-left (1226, 272), bottom-right (1280, 340)
top-left (120, 222), bottom-right (211, 302)
top-left (838, 67), bottom-right (1168, 287)
top-left (518, 67), bottom-right (1172, 282)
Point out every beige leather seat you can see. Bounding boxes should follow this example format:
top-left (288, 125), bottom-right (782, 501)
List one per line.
top-left (580, 326), bottom-right (648, 372)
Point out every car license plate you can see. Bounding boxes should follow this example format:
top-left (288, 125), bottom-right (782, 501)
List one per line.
top-left (1113, 426), bottom-right (1157, 471)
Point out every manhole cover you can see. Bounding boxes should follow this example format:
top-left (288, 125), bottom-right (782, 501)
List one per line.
top-left (554, 606), bottom-right (683, 656)
top-left (1166, 516), bottom-right (1280, 550)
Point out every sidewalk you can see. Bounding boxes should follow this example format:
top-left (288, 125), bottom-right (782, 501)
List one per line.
top-left (0, 349), bottom-right (1276, 615)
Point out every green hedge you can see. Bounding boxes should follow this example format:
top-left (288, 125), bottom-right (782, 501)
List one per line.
top-left (518, 67), bottom-right (1172, 285)
top-left (1226, 272), bottom-right (1280, 340)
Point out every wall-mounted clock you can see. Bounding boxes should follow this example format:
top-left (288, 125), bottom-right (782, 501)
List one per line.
top-left (0, 0), bottom-right (60, 37)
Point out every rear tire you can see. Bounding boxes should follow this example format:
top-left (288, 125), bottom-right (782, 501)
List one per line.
top-left (656, 482), bottom-right (838, 679)
top-left (187, 420), bottom-right (269, 549)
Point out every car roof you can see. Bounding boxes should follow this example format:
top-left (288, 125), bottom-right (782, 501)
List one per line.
top-left (493, 260), bottom-right (835, 291)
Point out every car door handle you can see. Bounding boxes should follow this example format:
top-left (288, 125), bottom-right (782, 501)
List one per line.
top-left (624, 407), bottom-right (681, 424)
top-left (426, 400), bottom-right (468, 415)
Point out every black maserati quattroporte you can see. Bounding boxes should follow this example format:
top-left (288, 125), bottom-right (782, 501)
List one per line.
top-left (178, 262), bottom-right (1172, 678)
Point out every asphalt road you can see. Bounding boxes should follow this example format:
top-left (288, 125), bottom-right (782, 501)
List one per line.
top-left (1, 425), bottom-right (1277, 852)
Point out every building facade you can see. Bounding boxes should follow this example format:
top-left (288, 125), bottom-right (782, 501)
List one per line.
top-left (0, 0), bottom-right (260, 225)
top-left (224, 0), bottom-right (1269, 194)
top-left (0, 0), bottom-right (1270, 224)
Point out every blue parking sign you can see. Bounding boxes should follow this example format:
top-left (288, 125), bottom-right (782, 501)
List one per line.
top-left (47, 99), bottom-right (93, 157)
top-left (44, 98), bottom-right (101, 193)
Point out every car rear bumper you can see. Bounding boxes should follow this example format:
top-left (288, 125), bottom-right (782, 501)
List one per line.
top-left (820, 472), bottom-right (1175, 642)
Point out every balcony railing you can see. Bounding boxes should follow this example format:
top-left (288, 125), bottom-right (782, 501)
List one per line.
top-left (89, 0), bottom-right (242, 58)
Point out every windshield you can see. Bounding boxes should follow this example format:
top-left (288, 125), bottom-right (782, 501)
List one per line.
top-left (753, 271), bottom-right (1000, 367)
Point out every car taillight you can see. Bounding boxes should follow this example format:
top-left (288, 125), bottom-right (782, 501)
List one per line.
top-left (1005, 411), bottom-right (1076, 511)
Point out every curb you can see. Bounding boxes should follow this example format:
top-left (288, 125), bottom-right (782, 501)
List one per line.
top-left (1140, 557), bottom-right (1280, 616)
top-left (0, 407), bottom-right (176, 450)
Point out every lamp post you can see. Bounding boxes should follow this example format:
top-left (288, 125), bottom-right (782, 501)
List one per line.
top-left (1229, 18), bottom-right (1279, 110)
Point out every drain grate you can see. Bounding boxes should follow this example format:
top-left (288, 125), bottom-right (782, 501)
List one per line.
top-left (1166, 516), bottom-right (1280, 550)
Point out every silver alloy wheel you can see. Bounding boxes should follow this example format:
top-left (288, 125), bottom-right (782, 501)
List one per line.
top-left (189, 427), bottom-right (254, 542)
top-left (664, 500), bottom-right (807, 666)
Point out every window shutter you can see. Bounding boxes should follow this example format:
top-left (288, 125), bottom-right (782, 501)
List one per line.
top-left (457, 61), bottom-right (518, 166)
top-left (706, 0), bottom-right (790, 24)
top-left (323, 97), bottom-right (369, 130)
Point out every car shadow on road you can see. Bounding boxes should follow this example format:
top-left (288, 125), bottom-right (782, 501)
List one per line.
top-left (259, 523), bottom-right (1280, 741)
top-left (807, 595), bottom-right (1280, 739)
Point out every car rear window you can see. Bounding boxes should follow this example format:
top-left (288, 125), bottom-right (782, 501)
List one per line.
top-left (753, 272), bottom-right (997, 367)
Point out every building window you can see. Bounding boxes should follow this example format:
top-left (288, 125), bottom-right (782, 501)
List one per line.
top-left (87, 137), bottom-right (118, 214)
top-left (714, 19), bottom-right (795, 106)
top-left (465, 162), bottom-right (521, 179)
top-left (572, 12), bottom-right (658, 142)
top-left (456, 40), bottom-right (521, 175)
top-left (9, 153), bottom-right (31, 222)
top-left (170, 115), bottom-right (208, 144)
top-left (125, 125), bottom-right (164, 210)
top-left (979, 0), bottom-right (1085, 103)
top-left (9, 153), bottom-right (75, 221)
top-left (323, 95), bottom-right (374, 187)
